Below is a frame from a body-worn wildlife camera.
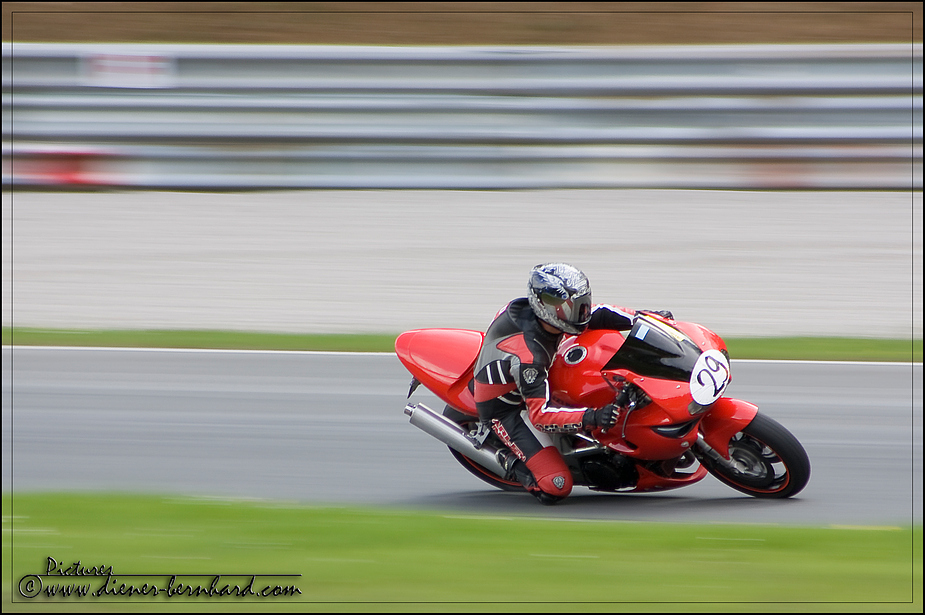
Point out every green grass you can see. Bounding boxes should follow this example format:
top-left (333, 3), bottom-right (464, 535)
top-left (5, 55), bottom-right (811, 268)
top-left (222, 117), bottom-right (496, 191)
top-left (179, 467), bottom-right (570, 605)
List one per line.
top-left (2, 493), bottom-right (921, 612)
top-left (3, 327), bottom-right (922, 362)
top-left (723, 337), bottom-right (922, 363)
top-left (1, 328), bottom-right (399, 353)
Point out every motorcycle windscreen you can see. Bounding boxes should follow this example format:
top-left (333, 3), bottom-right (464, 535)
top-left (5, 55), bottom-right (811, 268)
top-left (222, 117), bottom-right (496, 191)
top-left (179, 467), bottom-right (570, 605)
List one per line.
top-left (603, 315), bottom-right (702, 382)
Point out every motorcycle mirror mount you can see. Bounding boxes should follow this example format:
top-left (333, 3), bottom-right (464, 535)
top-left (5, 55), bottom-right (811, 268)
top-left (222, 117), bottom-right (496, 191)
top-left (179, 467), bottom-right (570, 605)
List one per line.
top-left (602, 371), bottom-right (627, 391)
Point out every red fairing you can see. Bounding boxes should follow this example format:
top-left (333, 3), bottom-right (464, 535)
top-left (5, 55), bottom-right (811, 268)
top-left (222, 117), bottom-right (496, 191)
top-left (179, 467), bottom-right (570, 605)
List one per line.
top-left (673, 320), bottom-right (728, 355)
top-left (634, 463), bottom-right (708, 492)
top-left (394, 329), bottom-right (482, 415)
top-left (549, 321), bottom-right (727, 408)
top-left (699, 398), bottom-right (759, 458)
top-left (548, 329), bottom-right (627, 408)
top-left (548, 324), bottom-right (736, 462)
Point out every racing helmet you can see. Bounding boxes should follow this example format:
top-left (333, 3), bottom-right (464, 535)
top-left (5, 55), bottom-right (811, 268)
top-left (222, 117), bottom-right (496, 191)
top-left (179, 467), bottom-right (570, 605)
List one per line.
top-left (527, 263), bottom-right (592, 335)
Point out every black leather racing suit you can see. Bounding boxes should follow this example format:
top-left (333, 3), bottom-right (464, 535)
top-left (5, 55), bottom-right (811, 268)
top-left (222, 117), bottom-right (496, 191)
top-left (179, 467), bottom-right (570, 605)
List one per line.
top-left (472, 298), bottom-right (637, 497)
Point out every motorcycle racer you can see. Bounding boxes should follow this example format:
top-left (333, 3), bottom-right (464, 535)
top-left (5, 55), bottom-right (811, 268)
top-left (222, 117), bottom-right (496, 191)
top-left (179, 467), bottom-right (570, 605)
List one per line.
top-left (473, 262), bottom-right (673, 504)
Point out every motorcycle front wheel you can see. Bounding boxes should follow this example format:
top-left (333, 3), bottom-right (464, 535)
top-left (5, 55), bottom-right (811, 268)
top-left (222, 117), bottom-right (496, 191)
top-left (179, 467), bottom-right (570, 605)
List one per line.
top-left (697, 412), bottom-right (810, 498)
top-left (442, 406), bottom-right (526, 492)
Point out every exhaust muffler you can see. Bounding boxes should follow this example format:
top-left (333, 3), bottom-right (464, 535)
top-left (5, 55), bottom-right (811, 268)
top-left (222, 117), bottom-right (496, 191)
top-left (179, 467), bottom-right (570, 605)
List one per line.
top-left (404, 403), bottom-right (507, 476)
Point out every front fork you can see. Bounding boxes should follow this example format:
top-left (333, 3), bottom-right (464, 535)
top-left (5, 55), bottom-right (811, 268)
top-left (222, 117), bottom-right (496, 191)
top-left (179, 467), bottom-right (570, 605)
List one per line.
top-left (695, 435), bottom-right (743, 472)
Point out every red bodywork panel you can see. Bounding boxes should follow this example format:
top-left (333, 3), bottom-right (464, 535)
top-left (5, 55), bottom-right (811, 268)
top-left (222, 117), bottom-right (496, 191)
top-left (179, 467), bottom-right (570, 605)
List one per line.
top-left (672, 320), bottom-right (728, 355)
top-left (547, 323), bottom-right (747, 462)
top-left (699, 397), bottom-right (759, 458)
top-left (395, 329), bottom-right (482, 415)
top-left (397, 321), bottom-right (756, 470)
top-left (548, 329), bottom-right (626, 408)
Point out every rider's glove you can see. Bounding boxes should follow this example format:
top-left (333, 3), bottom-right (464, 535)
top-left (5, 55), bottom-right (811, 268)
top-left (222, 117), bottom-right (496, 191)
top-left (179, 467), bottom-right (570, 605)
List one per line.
top-left (639, 309), bottom-right (674, 320)
top-left (583, 404), bottom-right (620, 432)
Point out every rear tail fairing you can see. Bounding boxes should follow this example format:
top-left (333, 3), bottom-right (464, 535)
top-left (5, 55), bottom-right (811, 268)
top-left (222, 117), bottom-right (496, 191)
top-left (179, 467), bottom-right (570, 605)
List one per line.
top-left (395, 329), bottom-right (483, 415)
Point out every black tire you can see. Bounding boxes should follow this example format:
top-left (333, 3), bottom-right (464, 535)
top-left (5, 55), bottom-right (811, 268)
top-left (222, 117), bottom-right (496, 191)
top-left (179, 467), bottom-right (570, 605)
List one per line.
top-left (698, 412), bottom-right (811, 498)
top-left (442, 406), bottom-right (526, 492)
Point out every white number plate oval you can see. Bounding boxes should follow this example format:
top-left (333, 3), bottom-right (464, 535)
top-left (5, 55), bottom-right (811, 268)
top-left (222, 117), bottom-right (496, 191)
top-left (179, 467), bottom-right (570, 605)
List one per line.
top-left (690, 349), bottom-right (731, 406)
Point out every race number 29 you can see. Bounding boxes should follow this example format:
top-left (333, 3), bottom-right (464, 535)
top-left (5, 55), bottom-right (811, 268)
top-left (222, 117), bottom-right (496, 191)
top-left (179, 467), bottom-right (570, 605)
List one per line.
top-left (689, 349), bottom-right (731, 406)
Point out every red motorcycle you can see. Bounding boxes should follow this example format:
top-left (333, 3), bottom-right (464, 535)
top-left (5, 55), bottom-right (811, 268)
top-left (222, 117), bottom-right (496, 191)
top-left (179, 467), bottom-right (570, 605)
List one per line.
top-left (396, 312), bottom-right (810, 500)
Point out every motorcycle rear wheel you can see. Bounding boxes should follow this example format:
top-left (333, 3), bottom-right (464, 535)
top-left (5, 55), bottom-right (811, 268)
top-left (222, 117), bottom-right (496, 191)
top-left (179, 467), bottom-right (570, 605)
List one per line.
top-left (442, 406), bottom-right (526, 492)
top-left (698, 412), bottom-right (810, 498)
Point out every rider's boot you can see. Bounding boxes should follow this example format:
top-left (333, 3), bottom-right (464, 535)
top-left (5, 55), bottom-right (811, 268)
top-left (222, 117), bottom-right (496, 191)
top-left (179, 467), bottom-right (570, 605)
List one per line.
top-left (498, 449), bottom-right (536, 488)
top-left (498, 449), bottom-right (566, 506)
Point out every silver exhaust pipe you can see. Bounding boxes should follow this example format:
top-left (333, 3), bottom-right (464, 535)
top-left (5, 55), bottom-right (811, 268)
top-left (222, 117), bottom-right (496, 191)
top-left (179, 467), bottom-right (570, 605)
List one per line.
top-left (404, 403), bottom-right (507, 476)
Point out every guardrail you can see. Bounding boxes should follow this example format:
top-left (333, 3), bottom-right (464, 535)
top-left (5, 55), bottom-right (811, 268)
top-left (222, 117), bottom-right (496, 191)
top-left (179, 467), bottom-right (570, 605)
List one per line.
top-left (3, 43), bottom-right (922, 189)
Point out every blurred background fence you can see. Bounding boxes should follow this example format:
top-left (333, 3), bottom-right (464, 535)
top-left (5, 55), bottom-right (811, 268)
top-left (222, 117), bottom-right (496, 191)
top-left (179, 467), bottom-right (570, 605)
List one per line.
top-left (2, 42), bottom-right (922, 189)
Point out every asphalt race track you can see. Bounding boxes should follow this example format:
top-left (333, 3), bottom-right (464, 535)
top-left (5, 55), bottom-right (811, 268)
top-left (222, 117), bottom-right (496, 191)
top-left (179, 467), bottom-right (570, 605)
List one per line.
top-left (3, 346), bottom-right (921, 526)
